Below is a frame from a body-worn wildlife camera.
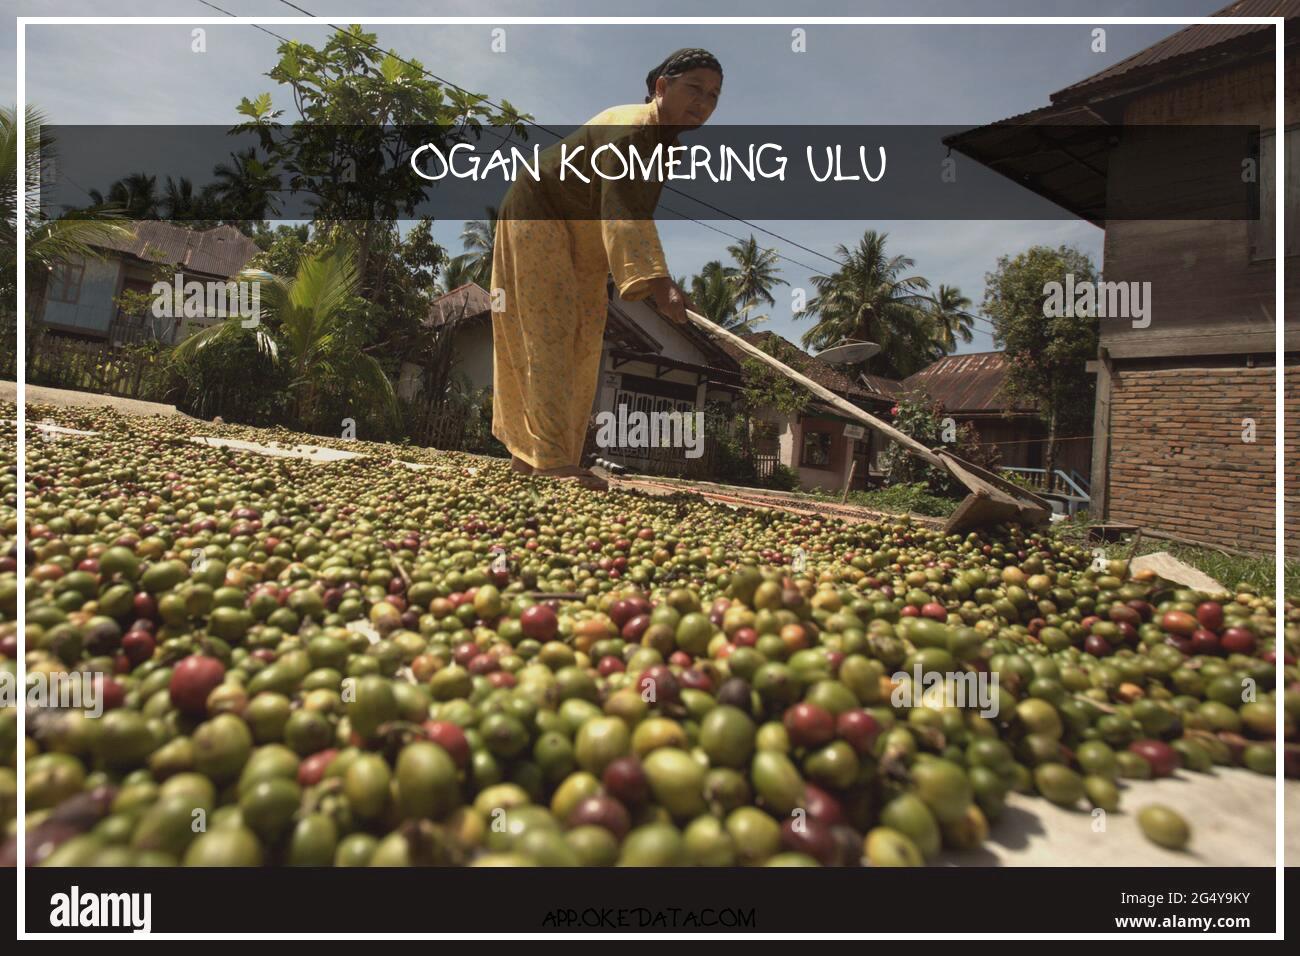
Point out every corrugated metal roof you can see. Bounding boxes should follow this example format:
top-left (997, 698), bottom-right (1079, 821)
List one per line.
top-left (93, 222), bottom-right (260, 278)
top-left (859, 372), bottom-right (902, 400)
top-left (943, 1), bottom-right (1295, 226)
top-left (422, 281), bottom-right (718, 361)
top-left (901, 350), bottom-right (1036, 415)
top-left (423, 282), bottom-right (494, 328)
top-left (1052, 0), bottom-right (1296, 102)
top-left (708, 330), bottom-right (894, 405)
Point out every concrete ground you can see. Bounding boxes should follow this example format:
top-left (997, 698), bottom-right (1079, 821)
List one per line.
top-left (10, 382), bottom-right (1296, 866)
top-left (190, 434), bottom-right (363, 463)
top-left (2, 381), bottom-right (185, 416)
top-left (938, 767), bottom-right (1295, 867)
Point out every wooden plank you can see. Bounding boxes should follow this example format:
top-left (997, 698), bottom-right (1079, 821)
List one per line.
top-left (1089, 348), bottom-right (1113, 519)
top-left (1102, 329), bottom-right (1299, 359)
top-left (687, 308), bottom-right (1053, 528)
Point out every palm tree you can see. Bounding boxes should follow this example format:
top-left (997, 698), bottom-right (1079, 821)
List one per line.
top-left (209, 147), bottom-right (281, 220)
top-left (928, 284), bottom-right (975, 355)
top-left (173, 241), bottom-right (398, 428)
top-left (162, 176), bottom-right (204, 220)
top-left (727, 235), bottom-right (787, 312)
top-left (456, 206), bottom-right (498, 287)
top-left (687, 260), bottom-right (744, 330)
top-left (1, 105), bottom-right (134, 316)
top-left (435, 252), bottom-right (482, 295)
top-left (799, 230), bottom-right (933, 378)
top-left (88, 172), bottom-right (161, 219)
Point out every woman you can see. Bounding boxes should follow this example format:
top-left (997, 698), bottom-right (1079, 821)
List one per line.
top-left (489, 48), bottom-right (723, 489)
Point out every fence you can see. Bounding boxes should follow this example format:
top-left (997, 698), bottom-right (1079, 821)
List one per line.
top-left (25, 331), bottom-right (157, 400)
top-left (1, 315), bottom-right (15, 381)
top-left (404, 395), bottom-right (480, 453)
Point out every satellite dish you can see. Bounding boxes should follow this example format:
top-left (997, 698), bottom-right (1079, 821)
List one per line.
top-left (814, 339), bottom-right (881, 365)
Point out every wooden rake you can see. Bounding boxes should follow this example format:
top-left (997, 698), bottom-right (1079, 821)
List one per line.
top-left (685, 308), bottom-right (1053, 534)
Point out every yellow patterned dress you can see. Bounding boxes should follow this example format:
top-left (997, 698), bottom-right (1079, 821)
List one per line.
top-left (489, 98), bottom-right (673, 470)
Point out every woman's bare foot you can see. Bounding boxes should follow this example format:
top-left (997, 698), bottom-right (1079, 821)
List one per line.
top-left (534, 464), bottom-right (609, 491)
top-left (510, 456), bottom-right (534, 476)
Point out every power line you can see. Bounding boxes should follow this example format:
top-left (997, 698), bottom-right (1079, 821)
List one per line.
top-left (197, 0), bottom-right (1002, 338)
top-left (269, 0), bottom-right (1008, 337)
top-left (263, 0), bottom-right (841, 275)
top-left (269, 0), bottom-right (848, 271)
top-left (195, 0), bottom-right (835, 277)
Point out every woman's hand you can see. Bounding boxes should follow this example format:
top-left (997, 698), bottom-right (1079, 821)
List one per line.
top-left (648, 276), bottom-right (688, 326)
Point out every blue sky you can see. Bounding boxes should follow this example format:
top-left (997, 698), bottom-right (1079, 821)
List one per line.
top-left (5, 1), bottom-right (1228, 353)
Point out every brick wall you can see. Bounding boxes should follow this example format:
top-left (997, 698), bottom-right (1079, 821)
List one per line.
top-left (1104, 363), bottom-right (1299, 557)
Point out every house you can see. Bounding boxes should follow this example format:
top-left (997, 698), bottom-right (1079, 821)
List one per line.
top-left (36, 222), bottom-right (261, 344)
top-left (901, 350), bottom-right (1092, 485)
top-left (407, 280), bottom-right (745, 475)
top-left (946, 1), bottom-right (1298, 554)
top-left (413, 284), bottom-right (904, 490)
top-left (708, 331), bottom-right (898, 493)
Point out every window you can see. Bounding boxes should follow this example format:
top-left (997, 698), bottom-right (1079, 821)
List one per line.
top-left (1250, 125), bottom-right (1298, 261)
top-left (47, 261), bottom-right (84, 303)
top-left (801, 429), bottom-right (833, 468)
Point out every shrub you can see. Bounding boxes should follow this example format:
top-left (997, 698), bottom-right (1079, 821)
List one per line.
top-left (842, 481), bottom-right (957, 517)
top-left (763, 463), bottom-right (800, 491)
top-left (880, 392), bottom-right (1001, 497)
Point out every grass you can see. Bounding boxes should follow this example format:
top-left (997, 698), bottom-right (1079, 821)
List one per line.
top-left (808, 482), bottom-right (959, 518)
top-left (1052, 519), bottom-right (1296, 598)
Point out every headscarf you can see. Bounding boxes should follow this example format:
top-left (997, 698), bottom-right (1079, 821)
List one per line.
top-left (644, 48), bottom-right (723, 103)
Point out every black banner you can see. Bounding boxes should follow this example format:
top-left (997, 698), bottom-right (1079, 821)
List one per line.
top-left (12, 866), bottom-right (1286, 934)
top-left (38, 124), bottom-right (1259, 222)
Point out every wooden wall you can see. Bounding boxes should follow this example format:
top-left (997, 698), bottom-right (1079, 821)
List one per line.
top-left (1100, 54), bottom-right (1300, 360)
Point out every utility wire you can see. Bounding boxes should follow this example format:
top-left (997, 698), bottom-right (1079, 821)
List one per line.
top-left (196, 0), bottom-right (1002, 335)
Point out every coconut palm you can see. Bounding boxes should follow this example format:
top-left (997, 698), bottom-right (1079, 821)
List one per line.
top-left (173, 241), bottom-right (398, 428)
top-left (435, 251), bottom-right (483, 295)
top-left (799, 230), bottom-right (933, 378)
top-left (0, 105), bottom-right (134, 315)
top-left (209, 147), bottom-right (281, 220)
top-left (162, 176), bottom-right (214, 221)
top-left (928, 283), bottom-right (975, 355)
top-left (88, 172), bottom-right (161, 219)
top-left (727, 234), bottom-right (787, 311)
top-left (687, 260), bottom-right (744, 330)
top-left (456, 206), bottom-right (498, 287)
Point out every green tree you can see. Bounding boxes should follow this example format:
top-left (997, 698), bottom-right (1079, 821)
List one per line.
top-left (928, 283), bottom-right (975, 355)
top-left (740, 336), bottom-right (810, 416)
top-left (173, 241), bottom-right (398, 430)
top-left (208, 146), bottom-right (282, 224)
top-left (727, 234), bottom-right (787, 313)
top-left (435, 252), bottom-right (481, 295)
top-left (688, 260), bottom-right (741, 329)
top-left (250, 225), bottom-right (308, 278)
top-left (453, 207), bottom-right (498, 287)
top-left (799, 230), bottom-right (934, 378)
top-left (88, 172), bottom-right (161, 219)
top-left (238, 26), bottom-right (531, 304)
top-left (162, 177), bottom-right (210, 221)
top-left (881, 391), bottom-right (1000, 496)
top-left (0, 106), bottom-right (134, 316)
top-left (982, 244), bottom-right (1100, 486)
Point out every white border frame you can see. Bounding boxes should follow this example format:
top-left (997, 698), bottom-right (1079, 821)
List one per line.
top-left (13, 12), bottom-right (1287, 941)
